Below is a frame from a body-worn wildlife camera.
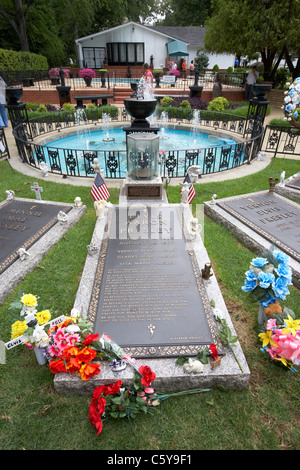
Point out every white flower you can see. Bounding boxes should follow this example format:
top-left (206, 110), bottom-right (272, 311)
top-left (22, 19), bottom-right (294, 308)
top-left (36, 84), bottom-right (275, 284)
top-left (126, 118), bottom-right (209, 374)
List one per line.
top-left (32, 325), bottom-right (49, 347)
top-left (70, 308), bottom-right (80, 319)
top-left (66, 324), bottom-right (81, 334)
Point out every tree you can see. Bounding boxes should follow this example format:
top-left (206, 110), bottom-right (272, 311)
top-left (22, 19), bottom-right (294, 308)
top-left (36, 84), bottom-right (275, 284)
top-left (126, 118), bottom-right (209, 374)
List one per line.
top-left (204, 0), bottom-right (300, 80)
top-left (156, 0), bottom-right (212, 26)
top-left (0, 0), bottom-right (30, 51)
top-left (194, 48), bottom-right (209, 71)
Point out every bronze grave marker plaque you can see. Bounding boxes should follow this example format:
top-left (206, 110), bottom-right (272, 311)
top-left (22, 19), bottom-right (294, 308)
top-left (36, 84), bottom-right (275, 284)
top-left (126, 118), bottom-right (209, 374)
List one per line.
top-left (217, 191), bottom-right (300, 262)
top-left (0, 199), bottom-right (71, 274)
top-left (88, 206), bottom-right (219, 358)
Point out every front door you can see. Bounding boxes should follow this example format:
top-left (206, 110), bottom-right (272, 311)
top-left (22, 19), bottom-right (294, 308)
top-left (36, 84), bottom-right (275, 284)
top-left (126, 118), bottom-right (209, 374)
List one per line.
top-left (82, 47), bottom-right (106, 69)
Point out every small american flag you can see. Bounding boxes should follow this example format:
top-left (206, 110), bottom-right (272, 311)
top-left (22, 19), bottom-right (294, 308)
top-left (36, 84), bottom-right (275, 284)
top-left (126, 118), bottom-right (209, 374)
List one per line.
top-left (91, 173), bottom-right (110, 201)
top-left (180, 173), bottom-right (196, 204)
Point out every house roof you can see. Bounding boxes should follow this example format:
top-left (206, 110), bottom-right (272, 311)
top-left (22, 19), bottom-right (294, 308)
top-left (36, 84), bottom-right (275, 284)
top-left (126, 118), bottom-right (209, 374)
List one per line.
top-left (146, 26), bottom-right (206, 47)
top-left (75, 21), bottom-right (206, 48)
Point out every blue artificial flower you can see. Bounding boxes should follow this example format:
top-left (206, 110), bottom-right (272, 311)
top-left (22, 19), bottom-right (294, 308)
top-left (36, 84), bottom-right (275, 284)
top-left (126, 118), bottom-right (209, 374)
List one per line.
top-left (293, 110), bottom-right (298, 118)
top-left (272, 250), bottom-right (290, 265)
top-left (257, 271), bottom-right (275, 289)
top-left (285, 104), bottom-right (292, 112)
top-left (259, 293), bottom-right (278, 308)
top-left (272, 277), bottom-right (290, 300)
top-left (242, 270), bottom-right (257, 292)
top-left (275, 263), bottom-right (292, 283)
top-left (251, 257), bottom-right (268, 268)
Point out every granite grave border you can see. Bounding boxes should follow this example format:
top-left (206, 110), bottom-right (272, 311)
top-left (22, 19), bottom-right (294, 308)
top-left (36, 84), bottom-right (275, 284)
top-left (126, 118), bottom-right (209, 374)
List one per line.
top-left (54, 203), bottom-right (250, 394)
top-left (0, 197), bottom-right (86, 304)
top-left (275, 172), bottom-right (300, 202)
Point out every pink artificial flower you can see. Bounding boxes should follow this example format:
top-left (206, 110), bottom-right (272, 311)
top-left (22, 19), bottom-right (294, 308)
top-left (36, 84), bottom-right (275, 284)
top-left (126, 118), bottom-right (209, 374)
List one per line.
top-left (144, 387), bottom-right (155, 394)
top-left (47, 344), bottom-right (64, 358)
top-left (266, 319), bottom-right (277, 330)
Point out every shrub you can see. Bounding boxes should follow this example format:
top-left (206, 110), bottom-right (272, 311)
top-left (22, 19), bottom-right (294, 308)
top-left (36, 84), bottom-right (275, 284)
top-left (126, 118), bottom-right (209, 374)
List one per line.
top-left (49, 68), bottom-right (70, 78)
top-left (274, 67), bottom-right (292, 89)
top-left (207, 97), bottom-right (229, 111)
top-left (212, 64), bottom-right (219, 72)
top-left (161, 96), bottom-right (174, 107)
top-left (62, 102), bottom-right (76, 111)
top-left (0, 48), bottom-right (48, 71)
top-left (37, 104), bottom-right (47, 113)
top-left (179, 100), bottom-right (191, 108)
top-left (78, 68), bottom-right (96, 79)
top-left (227, 66), bottom-right (233, 73)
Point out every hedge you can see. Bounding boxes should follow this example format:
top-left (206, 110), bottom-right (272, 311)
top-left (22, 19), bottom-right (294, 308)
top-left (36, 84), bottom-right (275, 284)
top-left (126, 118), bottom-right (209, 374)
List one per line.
top-left (0, 48), bottom-right (48, 71)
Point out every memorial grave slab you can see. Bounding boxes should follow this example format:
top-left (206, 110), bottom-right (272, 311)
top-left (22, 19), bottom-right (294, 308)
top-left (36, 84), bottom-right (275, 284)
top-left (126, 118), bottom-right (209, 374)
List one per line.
top-left (54, 203), bottom-right (250, 394)
top-left (0, 197), bottom-right (86, 304)
top-left (204, 191), bottom-right (300, 288)
top-left (275, 172), bottom-right (300, 202)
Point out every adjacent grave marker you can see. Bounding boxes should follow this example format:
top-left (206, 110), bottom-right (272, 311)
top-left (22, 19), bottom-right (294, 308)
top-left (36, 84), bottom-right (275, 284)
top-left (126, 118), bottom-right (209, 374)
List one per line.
top-left (0, 197), bottom-right (86, 304)
top-left (216, 191), bottom-right (300, 262)
top-left (0, 199), bottom-right (72, 274)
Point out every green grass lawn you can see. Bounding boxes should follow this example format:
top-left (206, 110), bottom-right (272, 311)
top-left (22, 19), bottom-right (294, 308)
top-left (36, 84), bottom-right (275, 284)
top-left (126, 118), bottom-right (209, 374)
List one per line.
top-left (0, 157), bottom-right (299, 450)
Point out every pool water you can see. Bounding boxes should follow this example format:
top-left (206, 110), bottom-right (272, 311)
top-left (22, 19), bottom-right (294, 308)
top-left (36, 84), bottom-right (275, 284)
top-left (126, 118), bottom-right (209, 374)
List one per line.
top-left (45, 128), bottom-right (236, 152)
top-left (41, 127), bottom-right (240, 177)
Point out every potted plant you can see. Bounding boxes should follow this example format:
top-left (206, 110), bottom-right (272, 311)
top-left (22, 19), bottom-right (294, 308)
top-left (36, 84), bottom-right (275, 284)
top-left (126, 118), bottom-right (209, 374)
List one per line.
top-left (78, 68), bottom-right (96, 87)
top-left (49, 68), bottom-right (69, 85)
top-left (99, 69), bottom-right (107, 88)
top-left (153, 69), bottom-right (163, 88)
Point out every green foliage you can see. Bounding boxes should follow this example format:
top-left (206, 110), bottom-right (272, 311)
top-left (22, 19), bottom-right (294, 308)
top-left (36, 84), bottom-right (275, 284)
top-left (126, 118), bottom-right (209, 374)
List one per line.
top-left (37, 104), bottom-right (48, 113)
top-left (227, 66), bottom-right (233, 73)
top-left (212, 64), bottom-right (219, 72)
top-left (0, 48), bottom-right (48, 71)
top-left (274, 67), bottom-right (292, 89)
top-left (179, 100), bottom-right (191, 108)
top-left (195, 48), bottom-right (209, 72)
top-left (62, 103), bottom-right (76, 111)
top-left (207, 97), bottom-right (229, 111)
top-left (161, 96), bottom-right (174, 107)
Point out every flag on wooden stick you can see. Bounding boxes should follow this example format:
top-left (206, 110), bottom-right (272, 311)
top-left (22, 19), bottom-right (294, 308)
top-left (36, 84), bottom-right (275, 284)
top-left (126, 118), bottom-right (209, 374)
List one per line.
top-left (91, 173), bottom-right (110, 201)
top-left (180, 173), bottom-right (196, 203)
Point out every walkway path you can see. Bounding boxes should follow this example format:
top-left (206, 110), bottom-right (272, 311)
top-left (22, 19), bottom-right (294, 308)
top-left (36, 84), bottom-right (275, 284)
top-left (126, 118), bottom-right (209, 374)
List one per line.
top-left (1, 103), bottom-right (291, 189)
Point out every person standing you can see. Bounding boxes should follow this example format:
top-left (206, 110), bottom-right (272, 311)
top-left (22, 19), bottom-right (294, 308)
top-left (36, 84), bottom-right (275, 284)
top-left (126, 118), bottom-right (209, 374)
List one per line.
top-left (245, 65), bottom-right (259, 101)
top-left (0, 76), bottom-right (8, 127)
top-left (143, 63), bottom-right (153, 85)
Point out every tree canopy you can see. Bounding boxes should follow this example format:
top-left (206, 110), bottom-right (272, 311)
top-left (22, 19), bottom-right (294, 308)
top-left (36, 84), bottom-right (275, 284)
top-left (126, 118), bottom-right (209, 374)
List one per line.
top-left (204, 0), bottom-right (300, 79)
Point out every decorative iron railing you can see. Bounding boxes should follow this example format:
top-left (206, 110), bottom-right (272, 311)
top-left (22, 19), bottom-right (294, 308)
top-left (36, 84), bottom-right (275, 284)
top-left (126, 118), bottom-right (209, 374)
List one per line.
top-left (0, 128), bottom-right (10, 160)
top-left (262, 125), bottom-right (300, 158)
top-left (12, 108), bottom-right (264, 179)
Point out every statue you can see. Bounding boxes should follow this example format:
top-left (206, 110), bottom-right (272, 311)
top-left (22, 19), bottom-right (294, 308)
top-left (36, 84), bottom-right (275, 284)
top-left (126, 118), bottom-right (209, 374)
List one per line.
top-left (57, 211), bottom-right (68, 223)
top-left (91, 158), bottom-right (103, 175)
top-left (201, 263), bottom-right (213, 280)
top-left (210, 194), bottom-right (217, 205)
top-left (279, 171), bottom-right (285, 186)
top-left (5, 190), bottom-right (15, 200)
top-left (268, 177), bottom-right (278, 194)
top-left (94, 200), bottom-right (105, 218)
top-left (187, 165), bottom-right (201, 183)
top-left (18, 247), bottom-right (30, 261)
top-left (183, 358), bottom-right (204, 374)
top-left (180, 182), bottom-right (191, 204)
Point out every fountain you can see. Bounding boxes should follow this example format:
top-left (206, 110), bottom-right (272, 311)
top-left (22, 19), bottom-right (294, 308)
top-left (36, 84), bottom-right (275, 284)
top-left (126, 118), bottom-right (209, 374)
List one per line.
top-left (160, 111), bottom-right (169, 140)
top-left (101, 113), bottom-right (115, 142)
top-left (121, 75), bottom-right (164, 200)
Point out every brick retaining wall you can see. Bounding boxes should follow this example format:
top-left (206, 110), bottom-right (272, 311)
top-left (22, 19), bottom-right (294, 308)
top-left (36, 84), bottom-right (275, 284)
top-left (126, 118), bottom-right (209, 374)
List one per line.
top-left (21, 87), bottom-right (245, 106)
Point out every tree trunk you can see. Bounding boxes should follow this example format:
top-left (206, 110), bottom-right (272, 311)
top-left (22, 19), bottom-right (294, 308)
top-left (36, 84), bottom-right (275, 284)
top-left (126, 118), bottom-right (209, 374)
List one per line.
top-left (13, 0), bottom-right (30, 51)
top-left (284, 47), bottom-right (300, 80)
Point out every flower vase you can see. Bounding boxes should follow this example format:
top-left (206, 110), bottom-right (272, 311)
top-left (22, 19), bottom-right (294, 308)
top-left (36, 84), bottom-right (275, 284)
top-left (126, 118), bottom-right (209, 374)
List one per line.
top-left (290, 118), bottom-right (300, 129)
top-left (34, 347), bottom-right (47, 365)
top-left (257, 304), bottom-right (266, 325)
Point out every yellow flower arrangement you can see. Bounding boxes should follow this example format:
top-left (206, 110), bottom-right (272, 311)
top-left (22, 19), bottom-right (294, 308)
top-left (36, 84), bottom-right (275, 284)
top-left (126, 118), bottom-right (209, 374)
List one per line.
top-left (11, 320), bottom-right (28, 339)
top-left (20, 293), bottom-right (38, 307)
top-left (36, 310), bottom-right (51, 325)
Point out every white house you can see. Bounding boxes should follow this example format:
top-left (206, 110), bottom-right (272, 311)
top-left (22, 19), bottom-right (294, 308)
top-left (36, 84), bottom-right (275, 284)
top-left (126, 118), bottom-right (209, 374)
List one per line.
top-left (75, 21), bottom-right (235, 71)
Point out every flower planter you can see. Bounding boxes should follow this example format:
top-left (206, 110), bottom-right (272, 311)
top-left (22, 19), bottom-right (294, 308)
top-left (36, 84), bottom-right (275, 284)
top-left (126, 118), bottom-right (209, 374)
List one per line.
top-left (84, 77), bottom-right (92, 87)
top-left (6, 87), bottom-right (23, 105)
top-left (50, 78), bottom-right (60, 85)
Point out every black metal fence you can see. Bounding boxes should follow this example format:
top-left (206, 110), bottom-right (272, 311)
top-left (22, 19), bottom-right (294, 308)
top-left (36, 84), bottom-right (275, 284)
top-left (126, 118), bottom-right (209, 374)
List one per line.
top-left (0, 128), bottom-right (10, 160)
top-left (262, 125), bottom-right (300, 158)
top-left (12, 107), bottom-right (264, 179)
top-left (0, 69), bottom-right (246, 91)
